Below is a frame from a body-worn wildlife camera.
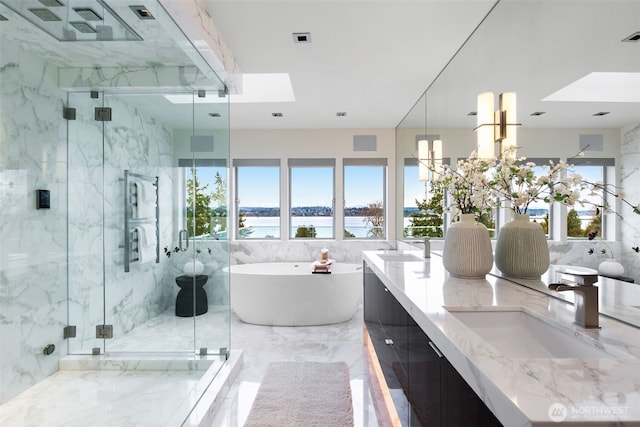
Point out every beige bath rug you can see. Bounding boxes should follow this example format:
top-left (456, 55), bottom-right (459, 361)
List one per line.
top-left (244, 361), bottom-right (354, 427)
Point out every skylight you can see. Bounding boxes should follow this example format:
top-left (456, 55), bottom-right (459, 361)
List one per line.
top-left (543, 72), bottom-right (640, 103)
top-left (164, 73), bottom-right (295, 104)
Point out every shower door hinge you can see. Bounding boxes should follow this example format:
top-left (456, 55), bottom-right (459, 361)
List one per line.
top-left (63, 325), bottom-right (77, 339)
top-left (95, 107), bottom-right (112, 122)
top-left (63, 107), bottom-right (76, 120)
top-left (96, 324), bottom-right (113, 339)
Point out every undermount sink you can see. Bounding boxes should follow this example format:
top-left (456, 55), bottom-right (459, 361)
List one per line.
top-left (446, 308), bottom-right (620, 359)
top-left (377, 253), bottom-right (424, 262)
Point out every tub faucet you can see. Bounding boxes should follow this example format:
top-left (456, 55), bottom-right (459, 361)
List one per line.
top-left (548, 270), bottom-right (600, 329)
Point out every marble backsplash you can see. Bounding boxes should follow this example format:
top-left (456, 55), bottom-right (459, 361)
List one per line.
top-left (230, 240), bottom-right (395, 265)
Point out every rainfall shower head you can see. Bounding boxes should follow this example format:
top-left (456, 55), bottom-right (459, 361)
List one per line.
top-left (0, 0), bottom-right (142, 41)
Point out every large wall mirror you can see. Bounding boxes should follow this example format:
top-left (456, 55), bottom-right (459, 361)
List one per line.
top-left (396, 0), bottom-right (640, 248)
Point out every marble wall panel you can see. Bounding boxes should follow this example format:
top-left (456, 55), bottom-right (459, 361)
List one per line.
top-left (621, 124), bottom-right (640, 283)
top-left (0, 45), bottom-right (68, 404)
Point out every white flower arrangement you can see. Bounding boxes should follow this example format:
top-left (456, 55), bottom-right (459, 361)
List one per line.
top-left (428, 150), bottom-right (496, 216)
top-left (424, 145), bottom-right (640, 222)
top-left (489, 147), bottom-right (582, 214)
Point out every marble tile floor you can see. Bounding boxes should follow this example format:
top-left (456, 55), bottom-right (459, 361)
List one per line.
top-left (0, 306), bottom-right (233, 427)
top-left (0, 305), bottom-right (383, 426)
top-left (208, 306), bottom-right (381, 427)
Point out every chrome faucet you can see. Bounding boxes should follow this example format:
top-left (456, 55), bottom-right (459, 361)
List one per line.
top-left (548, 270), bottom-right (600, 329)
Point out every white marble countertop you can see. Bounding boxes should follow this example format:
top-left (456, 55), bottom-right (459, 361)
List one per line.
top-left (362, 250), bottom-right (640, 426)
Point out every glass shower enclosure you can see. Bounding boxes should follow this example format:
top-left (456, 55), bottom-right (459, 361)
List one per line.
top-left (66, 86), bottom-right (230, 357)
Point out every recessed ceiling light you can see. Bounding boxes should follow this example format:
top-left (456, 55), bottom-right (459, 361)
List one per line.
top-left (622, 31), bottom-right (640, 42)
top-left (29, 8), bottom-right (60, 22)
top-left (530, 112), bottom-right (545, 116)
top-left (38, 0), bottom-right (64, 6)
top-left (593, 112), bottom-right (610, 116)
top-left (467, 111), bottom-right (477, 116)
top-left (293, 32), bottom-right (311, 43)
top-left (208, 112), bottom-right (221, 117)
top-left (129, 5), bottom-right (154, 20)
top-left (336, 112), bottom-right (347, 117)
top-left (272, 113), bottom-right (283, 117)
top-left (69, 21), bottom-right (96, 33)
top-left (73, 8), bottom-right (102, 21)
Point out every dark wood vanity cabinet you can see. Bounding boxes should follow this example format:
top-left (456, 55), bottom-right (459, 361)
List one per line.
top-left (364, 261), bottom-right (502, 427)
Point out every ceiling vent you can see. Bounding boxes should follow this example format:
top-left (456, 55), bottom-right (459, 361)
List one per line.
top-left (530, 111), bottom-right (545, 116)
top-left (38, 0), bottom-right (63, 6)
top-left (467, 111), bottom-right (477, 116)
top-left (293, 32), bottom-right (311, 43)
top-left (73, 7), bottom-right (102, 21)
top-left (272, 112), bottom-right (283, 117)
top-left (593, 112), bottom-right (610, 116)
top-left (29, 8), bottom-right (60, 21)
top-left (622, 31), bottom-right (640, 42)
top-left (336, 112), bottom-right (347, 117)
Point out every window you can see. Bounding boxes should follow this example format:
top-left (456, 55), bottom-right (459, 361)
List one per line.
top-left (234, 159), bottom-right (281, 239)
top-left (180, 159), bottom-right (228, 240)
top-left (343, 159), bottom-right (387, 239)
top-left (521, 159), bottom-right (557, 239)
top-left (567, 159), bottom-right (613, 239)
top-left (289, 159), bottom-right (335, 239)
top-left (403, 158), bottom-right (444, 238)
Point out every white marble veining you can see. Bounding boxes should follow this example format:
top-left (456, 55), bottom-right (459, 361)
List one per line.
top-left (0, 44), bottom-right (68, 404)
top-left (230, 240), bottom-right (394, 266)
top-left (363, 250), bottom-right (640, 425)
top-left (621, 124), bottom-right (640, 283)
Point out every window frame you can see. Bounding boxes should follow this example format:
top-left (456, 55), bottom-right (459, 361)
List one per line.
top-left (233, 159), bottom-right (281, 240)
top-left (179, 158), bottom-right (228, 241)
top-left (565, 157), bottom-right (615, 241)
top-left (343, 158), bottom-right (388, 240)
top-left (288, 158), bottom-right (336, 239)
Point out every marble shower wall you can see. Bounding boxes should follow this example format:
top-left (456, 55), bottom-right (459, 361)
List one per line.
top-left (0, 45), bottom-right (68, 404)
top-left (67, 92), bottom-right (175, 354)
top-left (621, 124), bottom-right (640, 283)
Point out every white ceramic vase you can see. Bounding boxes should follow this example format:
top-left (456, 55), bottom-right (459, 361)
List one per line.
top-left (494, 213), bottom-right (550, 279)
top-left (442, 214), bottom-right (493, 279)
top-left (598, 260), bottom-right (624, 277)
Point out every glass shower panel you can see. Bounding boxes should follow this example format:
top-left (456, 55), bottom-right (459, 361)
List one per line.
top-left (67, 91), bottom-right (108, 355)
top-left (192, 89), bottom-right (231, 358)
top-left (100, 91), bottom-right (197, 353)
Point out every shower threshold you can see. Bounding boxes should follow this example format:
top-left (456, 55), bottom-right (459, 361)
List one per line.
top-left (0, 352), bottom-right (243, 427)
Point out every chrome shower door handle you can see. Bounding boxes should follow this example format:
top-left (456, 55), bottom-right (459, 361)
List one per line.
top-left (179, 229), bottom-right (189, 251)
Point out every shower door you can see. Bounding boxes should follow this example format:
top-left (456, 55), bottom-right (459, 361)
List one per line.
top-left (66, 89), bottom-right (230, 356)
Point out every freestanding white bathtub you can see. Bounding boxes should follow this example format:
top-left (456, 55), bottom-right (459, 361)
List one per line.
top-left (225, 262), bottom-right (363, 326)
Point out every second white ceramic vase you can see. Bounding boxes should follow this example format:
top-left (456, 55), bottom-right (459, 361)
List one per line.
top-left (495, 213), bottom-right (550, 279)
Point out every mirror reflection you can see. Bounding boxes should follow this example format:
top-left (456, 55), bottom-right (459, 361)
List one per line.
top-left (396, 1), bottom-right (640, 295)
